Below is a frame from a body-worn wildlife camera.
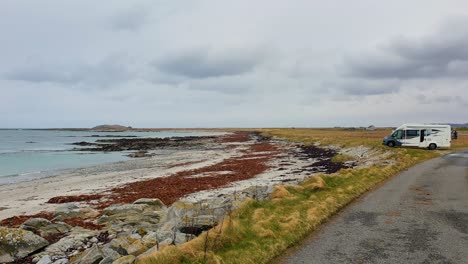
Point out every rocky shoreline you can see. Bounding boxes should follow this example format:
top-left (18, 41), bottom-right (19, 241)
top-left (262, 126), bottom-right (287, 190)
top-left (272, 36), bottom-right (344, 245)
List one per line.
top-left (70, 136), bottom-right (218, 158)
top-left (0, 132), bottom-right (390, 264)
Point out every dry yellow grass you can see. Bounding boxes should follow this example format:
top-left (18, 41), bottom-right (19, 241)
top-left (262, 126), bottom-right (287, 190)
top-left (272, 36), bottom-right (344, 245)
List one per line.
top-left (269, 185), bottom-right (290, 199)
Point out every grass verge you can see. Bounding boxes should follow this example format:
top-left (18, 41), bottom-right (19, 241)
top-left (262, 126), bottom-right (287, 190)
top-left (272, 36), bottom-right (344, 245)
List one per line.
top-left (138, 128), bottom-right (468, 264)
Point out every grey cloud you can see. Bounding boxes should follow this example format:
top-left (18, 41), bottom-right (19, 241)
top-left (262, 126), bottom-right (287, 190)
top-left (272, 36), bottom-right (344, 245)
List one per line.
top-left (3, 55), bottom-right (136, 87)
top-left (417, 93), bottom-right (467, 105)
top-left (186, 77), bottom-right (252, 95)
top-left (325, 79), bottom-right (400, 96)
top-left (156, 48), bottom-right (263, 79)
top-left (342, 17), bottom-right (468, 80)
top-left (110, 6), bottom-right (149, 31)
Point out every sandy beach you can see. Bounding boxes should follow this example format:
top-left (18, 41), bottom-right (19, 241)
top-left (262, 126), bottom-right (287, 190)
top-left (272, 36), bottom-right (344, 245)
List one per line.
top-left (0, 133), bottom-right (242, 220)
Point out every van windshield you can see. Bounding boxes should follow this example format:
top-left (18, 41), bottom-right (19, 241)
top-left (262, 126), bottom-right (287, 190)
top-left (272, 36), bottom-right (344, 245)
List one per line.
top-left (392, 130), bottom-right (403, 139)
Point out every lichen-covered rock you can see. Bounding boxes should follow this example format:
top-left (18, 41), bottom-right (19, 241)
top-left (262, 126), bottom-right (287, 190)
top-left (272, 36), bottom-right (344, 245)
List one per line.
top-left (70, 245), bottom-right (104, 264)
top-left (34, 227), bottom-right (98, 260)
top-left (140, 232), bottom-right (158, 248)
top-left (0, 226), bottom-right (49, 263)
top-left (112, 255), bottom-right (135, 264)
top-left (97, 246), bottom-right (121, 264)
top-left (53, 204), bottom-right (99, 221)
top-left (136, 245), bottom-right (159, 260)
top-left (126, 240), bottom-right (147, 256)
top-left (20, 218), bottom-right (72, 237)
top-left (98, 208), bottom-right (164, 238)
top-left (132, 198), bottom-right (165, 209)
top-left (108, 237), bottom-right (134, 255)
top-left (102, 204), bottom-right (146, 216)
top-left (70, 244), bottom-right (120, 264)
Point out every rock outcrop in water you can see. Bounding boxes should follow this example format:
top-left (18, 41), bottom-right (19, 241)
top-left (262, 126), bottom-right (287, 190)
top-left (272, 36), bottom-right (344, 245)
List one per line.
top-left (71, 136), bottom-right (216, 158)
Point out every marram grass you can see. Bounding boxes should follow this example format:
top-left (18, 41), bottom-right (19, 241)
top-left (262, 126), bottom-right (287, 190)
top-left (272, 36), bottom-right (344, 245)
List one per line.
top-left (139, 128), bottom-right (468, 264)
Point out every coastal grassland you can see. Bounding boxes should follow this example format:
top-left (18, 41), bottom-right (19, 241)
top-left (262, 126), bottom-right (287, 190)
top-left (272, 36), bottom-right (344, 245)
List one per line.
top-left (140, 128), bottom-right (468, 264)
top-left (452, 130), bottom-right (468, 149)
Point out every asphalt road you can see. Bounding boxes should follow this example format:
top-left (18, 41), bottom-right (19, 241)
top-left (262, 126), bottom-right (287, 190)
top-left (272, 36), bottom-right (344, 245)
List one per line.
top-left (281, 149), bottom-right (468, 264)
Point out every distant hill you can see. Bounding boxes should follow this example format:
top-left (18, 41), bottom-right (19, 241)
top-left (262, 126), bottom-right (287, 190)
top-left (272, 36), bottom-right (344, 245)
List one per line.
top-left (448, 123), bottom-right (468, 128)
top-left (91, 125), bottom-right (132, 132)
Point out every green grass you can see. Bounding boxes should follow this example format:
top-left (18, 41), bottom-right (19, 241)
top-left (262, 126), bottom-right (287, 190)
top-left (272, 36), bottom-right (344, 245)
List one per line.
top-left (139, 128), bottom-right (468, 264)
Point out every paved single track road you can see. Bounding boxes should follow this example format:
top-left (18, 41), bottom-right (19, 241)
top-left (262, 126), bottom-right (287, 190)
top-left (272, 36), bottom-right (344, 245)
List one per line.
top-left (280, 149), bottom-right (468, 264)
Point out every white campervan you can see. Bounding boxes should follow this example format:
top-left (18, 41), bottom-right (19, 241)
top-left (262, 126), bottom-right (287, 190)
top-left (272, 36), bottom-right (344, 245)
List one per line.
top-left (382, 123), bottom-right (451, 150)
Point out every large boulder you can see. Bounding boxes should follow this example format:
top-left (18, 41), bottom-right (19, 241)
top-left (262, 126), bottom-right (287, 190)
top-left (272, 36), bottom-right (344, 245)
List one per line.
top-left (0, 227), bottom-right (49, 263)
top-left (53, 204), bottom-right (99, 221)
top-left (98, 203), bottom-right (165, 238)
top-left (34, 227), bottom-right (99, 260)
top-left (20, 218), bottom-right (72, 237)
top-left (102, 204), bottom-right (146, 216)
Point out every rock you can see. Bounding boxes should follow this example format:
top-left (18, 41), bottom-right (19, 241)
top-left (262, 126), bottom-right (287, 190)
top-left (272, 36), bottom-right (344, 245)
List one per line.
top-left (108, 237), bottom-right (134, 255)
top-left (54, 204), bottom-right (99, 221)
top-left (99, 256), bottom-right (115, 264)
top-left (132, 198), bottom-right (165, 209)
top-left (112, 255), bottom-right (135, 264)
top-left (70, 245), bottom-right (104, 264)
top-left (100, 246), bottom-right (122, 264)
top-left (54, 203), bottom-right (81, 220)
top-left (102, 204), bottom-right (146, 216)
top-left (179, 215), bottom-right (216, 236)
top-left (141, 232), bottom-right (158, 248)
top-left (0, 227), bottom-right (49, 263)
top-left (20, 218), bottom-right (51, 229)
top-left (174, 232), bottom-right (189, 245)
top-left (37, 255), bottom-right (53, 264)
top-left (52, 259), bottom-right (69, 264)
top-left (20, 218), bottom-right (72, 237)
top-left (35, 227), bottom-right (99, 260)
top-left (126, 240), bottom-right (147, 256)
top-left (136, 245), bottom-right (159, 259)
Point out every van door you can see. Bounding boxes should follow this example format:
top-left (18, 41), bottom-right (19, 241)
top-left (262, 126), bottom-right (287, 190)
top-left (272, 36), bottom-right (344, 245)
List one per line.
top-left (419, 129), bottom-right (428, 148)
top-left (402, 129), bottom-right (420, 147)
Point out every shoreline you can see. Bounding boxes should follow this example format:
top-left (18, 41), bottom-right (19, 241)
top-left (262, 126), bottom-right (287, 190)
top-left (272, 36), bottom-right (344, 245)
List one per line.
top-left (0, 133), bottom-right (237, 220)
top-left (0, 130), bottom-right (228, 185)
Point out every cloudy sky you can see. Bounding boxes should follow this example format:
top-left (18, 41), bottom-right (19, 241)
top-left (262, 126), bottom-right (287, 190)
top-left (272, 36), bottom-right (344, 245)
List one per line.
top-left (1, 0), bottom-right (467, 128)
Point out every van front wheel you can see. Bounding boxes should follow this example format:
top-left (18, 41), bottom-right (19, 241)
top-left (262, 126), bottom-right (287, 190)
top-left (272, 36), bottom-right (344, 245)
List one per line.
top-left (428, 143), bottom-right (437, 150)
top-left (387, 141), bottom-right (395, 147)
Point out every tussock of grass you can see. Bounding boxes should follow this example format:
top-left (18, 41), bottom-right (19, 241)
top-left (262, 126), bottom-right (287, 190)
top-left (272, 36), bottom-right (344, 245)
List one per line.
top-left (269, 185), bottom-right (290, 199)
top-left (139, 129), bottom-right (468, 264)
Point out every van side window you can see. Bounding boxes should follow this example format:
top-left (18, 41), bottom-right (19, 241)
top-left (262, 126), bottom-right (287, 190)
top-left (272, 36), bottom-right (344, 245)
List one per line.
top-left (405, 130), bottom-right (420, 138)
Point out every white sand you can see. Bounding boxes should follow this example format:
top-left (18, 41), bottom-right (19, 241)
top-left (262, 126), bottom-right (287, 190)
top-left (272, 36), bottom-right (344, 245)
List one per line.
top-left (0, 144), bottom-right (245, 220)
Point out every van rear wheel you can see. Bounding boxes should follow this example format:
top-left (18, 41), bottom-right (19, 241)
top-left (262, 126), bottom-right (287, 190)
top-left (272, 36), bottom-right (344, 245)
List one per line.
top-left (387, 141), bottom-right (395, 147)
top-left (428, 143), bottom-right (437, 150)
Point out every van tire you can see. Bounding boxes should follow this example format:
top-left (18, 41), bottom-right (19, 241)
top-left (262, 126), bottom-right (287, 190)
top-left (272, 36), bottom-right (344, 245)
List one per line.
top-left (428, 143), bottom-right (437, 150)
top-left (387, 141), bottom-right (395, 147)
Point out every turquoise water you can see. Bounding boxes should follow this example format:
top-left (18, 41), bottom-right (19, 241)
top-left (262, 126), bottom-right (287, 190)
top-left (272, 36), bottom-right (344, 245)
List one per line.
top-left (0, 130), bottom-right (212, 185)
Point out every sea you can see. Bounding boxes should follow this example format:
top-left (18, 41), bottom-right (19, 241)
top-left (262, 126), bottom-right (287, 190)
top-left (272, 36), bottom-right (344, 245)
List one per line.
top-left (0, 129), bottom-right (213, 185)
